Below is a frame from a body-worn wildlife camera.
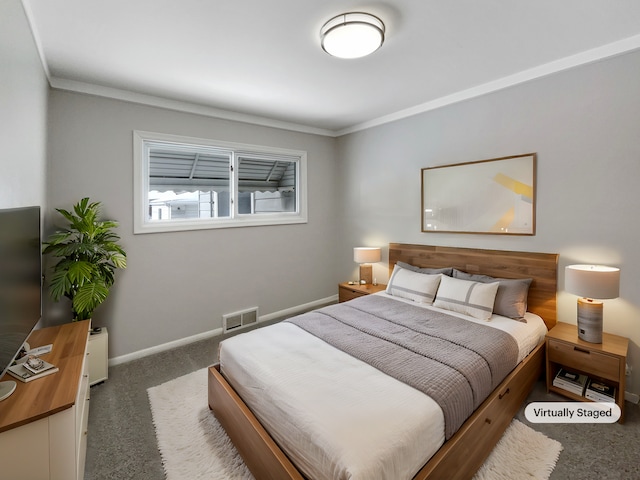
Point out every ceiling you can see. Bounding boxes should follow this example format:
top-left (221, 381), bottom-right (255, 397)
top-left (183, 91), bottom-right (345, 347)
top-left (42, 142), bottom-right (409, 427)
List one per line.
top-left (22, 0), bottom-right (640, 136)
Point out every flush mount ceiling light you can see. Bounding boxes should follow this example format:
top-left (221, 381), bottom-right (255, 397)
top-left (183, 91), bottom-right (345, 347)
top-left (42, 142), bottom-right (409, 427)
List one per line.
top-left (320, 12), bottom-right (385, 59)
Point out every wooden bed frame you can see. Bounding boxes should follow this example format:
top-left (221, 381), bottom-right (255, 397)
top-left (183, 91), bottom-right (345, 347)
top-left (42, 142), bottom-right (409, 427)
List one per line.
top-left (208, 244), bottom-right (558, 480)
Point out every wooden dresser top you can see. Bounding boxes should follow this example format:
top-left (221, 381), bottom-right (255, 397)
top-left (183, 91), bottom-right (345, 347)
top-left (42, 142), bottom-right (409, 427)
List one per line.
top-left (0, 320), bottom-right (90, 433)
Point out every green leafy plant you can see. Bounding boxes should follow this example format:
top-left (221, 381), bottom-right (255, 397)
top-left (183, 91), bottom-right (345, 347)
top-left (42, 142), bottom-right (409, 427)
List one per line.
top-left (42, 198), bottom-right (127, 321)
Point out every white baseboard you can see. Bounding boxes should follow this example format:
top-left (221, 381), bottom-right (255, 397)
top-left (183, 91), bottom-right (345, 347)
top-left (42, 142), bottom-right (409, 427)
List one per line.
top-left (108, 294), bottom-right (338, 367)
top-left (108, 327), bottom-right (223, 366)
top-left (257, 295), bottom-right (337, 323)
top-left (625, 391), bottom-right (640, 404)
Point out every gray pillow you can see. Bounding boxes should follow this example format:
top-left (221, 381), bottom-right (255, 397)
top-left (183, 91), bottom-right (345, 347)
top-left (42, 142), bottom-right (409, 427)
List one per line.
top-left (396, 261), bottom-right (453, 277)
top-left (452, 269), bottom-right (532, 321)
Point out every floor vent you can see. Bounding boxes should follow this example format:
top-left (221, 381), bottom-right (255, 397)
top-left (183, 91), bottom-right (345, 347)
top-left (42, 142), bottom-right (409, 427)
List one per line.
top-left (223, 307), bottom-right (259, 333)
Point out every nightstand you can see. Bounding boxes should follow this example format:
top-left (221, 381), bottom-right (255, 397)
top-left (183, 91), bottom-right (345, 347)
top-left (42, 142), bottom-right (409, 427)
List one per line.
top-left (546, 322), bottom-right (628, 422)
top-left (338, 282), bottom-right (386, 303)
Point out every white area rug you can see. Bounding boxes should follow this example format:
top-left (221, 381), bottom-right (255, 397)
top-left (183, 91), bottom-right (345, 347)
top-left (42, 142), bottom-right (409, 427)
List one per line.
top-left (473, 418), bottom-right (563, 480)
top-left (148, 369), bottom-right (563, 480)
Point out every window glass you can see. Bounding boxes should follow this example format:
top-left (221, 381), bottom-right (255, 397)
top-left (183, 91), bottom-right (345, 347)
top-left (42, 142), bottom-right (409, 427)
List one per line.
top-left (237, 155), bottom-right (297, 215)
top-left (134, 131), bottom-right (307, 233)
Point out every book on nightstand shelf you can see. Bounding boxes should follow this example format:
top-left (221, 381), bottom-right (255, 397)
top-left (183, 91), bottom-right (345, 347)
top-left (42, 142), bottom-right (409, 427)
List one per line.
top-left (6, 358), bottom-right (58, 383)
top-left (553, 368), bottom-right (588, 396)
top-left (585, 379), bottom-right (616, 403)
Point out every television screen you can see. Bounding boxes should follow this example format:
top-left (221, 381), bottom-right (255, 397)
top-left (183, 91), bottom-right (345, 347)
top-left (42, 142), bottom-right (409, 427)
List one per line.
top-left (0, 206), bottom-right (42, 389)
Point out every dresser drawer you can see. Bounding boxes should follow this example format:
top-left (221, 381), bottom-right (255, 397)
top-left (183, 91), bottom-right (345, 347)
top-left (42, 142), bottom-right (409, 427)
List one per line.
top-left (339, 286), bottom-right (366, 303)
top-left (547, 339), bottom-right (620, 381)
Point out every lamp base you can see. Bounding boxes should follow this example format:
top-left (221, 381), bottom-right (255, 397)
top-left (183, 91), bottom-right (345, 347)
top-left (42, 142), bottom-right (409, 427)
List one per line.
top-left (577, 297), bottom-right (603, 344)
top-left (359, 264), bottom-right (373, 284)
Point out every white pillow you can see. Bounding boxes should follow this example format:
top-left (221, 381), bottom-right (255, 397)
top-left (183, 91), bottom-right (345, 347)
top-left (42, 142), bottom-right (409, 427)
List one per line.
top-left (433, 275), bottom-right (499, 320)
top-left (385, 264), bottom-right (441, 304)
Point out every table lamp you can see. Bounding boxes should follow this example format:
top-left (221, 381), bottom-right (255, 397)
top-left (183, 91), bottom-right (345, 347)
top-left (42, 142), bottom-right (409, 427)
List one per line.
top-left (353, 247), bottom-right (381, 284)
top-left (565, 264), bottom-right (620, 343)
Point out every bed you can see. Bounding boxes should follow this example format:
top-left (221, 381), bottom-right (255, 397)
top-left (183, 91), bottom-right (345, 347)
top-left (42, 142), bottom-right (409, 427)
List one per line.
top-left (208, 244), bottom-right (558, 480)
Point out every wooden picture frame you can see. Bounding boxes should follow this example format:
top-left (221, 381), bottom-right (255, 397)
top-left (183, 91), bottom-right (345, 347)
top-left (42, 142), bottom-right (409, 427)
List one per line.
top-left (421, 153), bottom-right (536, 235)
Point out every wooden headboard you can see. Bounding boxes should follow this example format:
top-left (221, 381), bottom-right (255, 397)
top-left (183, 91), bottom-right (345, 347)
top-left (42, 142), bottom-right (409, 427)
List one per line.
top-left (389, 243), bottom-right (558, 329)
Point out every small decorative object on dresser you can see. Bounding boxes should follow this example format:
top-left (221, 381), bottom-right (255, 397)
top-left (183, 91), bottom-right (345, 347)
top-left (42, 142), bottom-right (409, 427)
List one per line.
top-left (338, 281), bottom-right (386, 303)
top-left (546, 322), bottom-right (628, 422)
top-left (6, 357), bottom-right (58, 383)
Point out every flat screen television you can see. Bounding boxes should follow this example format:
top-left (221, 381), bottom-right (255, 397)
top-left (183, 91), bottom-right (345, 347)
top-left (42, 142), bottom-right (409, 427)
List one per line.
top-left (0, 206), bottom-right (42, 401)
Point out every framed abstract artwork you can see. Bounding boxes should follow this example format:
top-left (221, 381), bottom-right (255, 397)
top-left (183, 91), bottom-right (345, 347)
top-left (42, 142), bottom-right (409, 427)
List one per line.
top-left (421, 153), bottom-right (536, 235)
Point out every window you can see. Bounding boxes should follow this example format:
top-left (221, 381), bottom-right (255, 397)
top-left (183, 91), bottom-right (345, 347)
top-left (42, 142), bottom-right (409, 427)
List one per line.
top-left (133, 131), bottom-right (307, 233)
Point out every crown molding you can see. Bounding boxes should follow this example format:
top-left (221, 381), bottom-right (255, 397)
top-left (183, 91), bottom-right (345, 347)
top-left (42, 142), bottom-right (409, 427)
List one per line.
top-left (48, 77), bottom-right (337, 137)
top-left (35, 29), bottom-right (640, 139)
top-left (337, 34), bottom-right (640, 136)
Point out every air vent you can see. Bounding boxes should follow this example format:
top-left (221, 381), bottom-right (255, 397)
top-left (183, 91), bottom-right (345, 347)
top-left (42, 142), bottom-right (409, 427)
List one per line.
top-left (223, 307), bottom-right (259, 333)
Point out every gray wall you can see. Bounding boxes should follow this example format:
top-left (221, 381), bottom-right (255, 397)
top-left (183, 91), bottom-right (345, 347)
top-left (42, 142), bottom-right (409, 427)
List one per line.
top-left (46, 91), bottom-right (339, 359)
top-left (336, 50), bottom-right (640, 395)
top-left (0, 0), bottom-right (48, 209)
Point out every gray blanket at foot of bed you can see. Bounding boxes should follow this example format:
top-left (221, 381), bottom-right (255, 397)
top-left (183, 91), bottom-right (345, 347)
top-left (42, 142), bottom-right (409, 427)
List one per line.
top-left (287, 294), bottom-right (519, 439)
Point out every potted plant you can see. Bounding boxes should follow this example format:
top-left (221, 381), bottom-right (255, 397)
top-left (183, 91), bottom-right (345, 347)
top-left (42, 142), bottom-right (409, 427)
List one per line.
top-left (43, 198), bottom-right (127, 321)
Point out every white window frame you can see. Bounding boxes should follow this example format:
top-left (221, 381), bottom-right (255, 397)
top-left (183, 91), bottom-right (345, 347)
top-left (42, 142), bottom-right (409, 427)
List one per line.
top-left (133, 131), bottom-right (307, 234)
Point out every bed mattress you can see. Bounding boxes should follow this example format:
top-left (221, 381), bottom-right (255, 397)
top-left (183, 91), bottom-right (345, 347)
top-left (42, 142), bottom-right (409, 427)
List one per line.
top-left (218, 294), bottom-right (547, 480)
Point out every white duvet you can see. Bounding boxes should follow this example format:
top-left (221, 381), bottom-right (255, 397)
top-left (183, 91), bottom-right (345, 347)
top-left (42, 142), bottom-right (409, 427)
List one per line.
top-left (219, 294), bottom-right (547, 480)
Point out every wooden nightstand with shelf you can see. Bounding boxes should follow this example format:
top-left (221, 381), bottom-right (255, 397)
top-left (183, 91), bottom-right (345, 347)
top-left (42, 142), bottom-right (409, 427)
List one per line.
top-left (545, 322), bottom-right (628, 422)
top-left (338, 282), bottom-right (386, 303)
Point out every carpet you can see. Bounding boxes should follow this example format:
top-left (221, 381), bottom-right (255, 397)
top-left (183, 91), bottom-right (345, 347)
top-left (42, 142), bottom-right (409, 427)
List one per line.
top-left (148, 368), bottom-right (563, 480)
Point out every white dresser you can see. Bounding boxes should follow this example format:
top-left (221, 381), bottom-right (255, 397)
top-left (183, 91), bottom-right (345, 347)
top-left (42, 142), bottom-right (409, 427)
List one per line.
top-left (0, 320), bottom-right (91, 480)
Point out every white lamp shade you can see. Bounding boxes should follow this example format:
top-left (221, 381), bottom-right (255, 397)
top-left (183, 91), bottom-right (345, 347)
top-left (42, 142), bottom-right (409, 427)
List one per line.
top-left (321, 12), bottom-right (385, 59)
top-left (565, 265), bottom-right (620, 299)
top-left (353, 247), bottom-right (381, 264)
